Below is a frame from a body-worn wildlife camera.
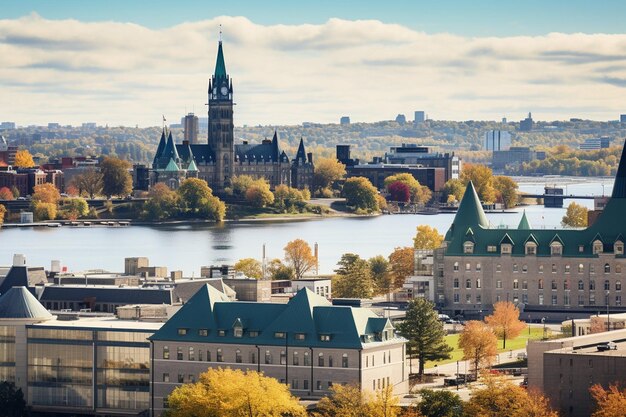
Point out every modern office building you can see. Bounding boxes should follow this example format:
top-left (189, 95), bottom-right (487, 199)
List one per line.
top-left (492, 146), bottom-right (537, 171)
top-left (438, 141), bottom-right (626, 319)
top-left (579, 136), bottom-right (612, 150)
top-left (182, 113), bottom-right (199, 144)
top-left (414, 111), bottom-right (426, 123)
top-left (484, 130), bottom-right (512, 151)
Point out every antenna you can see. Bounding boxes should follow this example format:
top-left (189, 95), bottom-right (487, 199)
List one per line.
top-left (219, 24), bottom-right (222, 42)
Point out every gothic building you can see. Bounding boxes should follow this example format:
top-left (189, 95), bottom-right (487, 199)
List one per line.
top-left (152, 39), bottom-right (314, 191)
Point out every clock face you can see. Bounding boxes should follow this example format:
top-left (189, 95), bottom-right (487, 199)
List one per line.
top-left (220, 86), bottom-right (229, 96)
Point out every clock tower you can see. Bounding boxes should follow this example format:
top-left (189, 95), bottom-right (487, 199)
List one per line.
top-left (208, 39), bottom-right (234, 190)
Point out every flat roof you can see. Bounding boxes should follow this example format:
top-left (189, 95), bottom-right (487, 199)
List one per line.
top-left (31, 316), bottom-right (163, 331)
top-left (548, 340), bottom-right (626, 358)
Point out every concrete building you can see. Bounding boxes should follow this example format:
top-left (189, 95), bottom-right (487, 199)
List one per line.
top-left (438, 142), bottom-right (626, 320)
top-left (484, 130), bottom-right (512, 151)
top-left (395, 114), bottom-right (406, 124)
top-left (492, 146), bottom-right (537, 171)
top-left (414, 111), bottom-right (426, 123)
top-left (150, 286), bottom-right (408, 416)
top-left (182, 113), bottom-right (199, 144)
top-left (520, 112), bottom-right (534, 131)
top-left (620, 114), bottom-right (626, 123)
top-left (291, 277), bottom-right (332, 299)
top-left (579, 136), bottom-right (612, 150)
top-left (340, 116), bottom-right (351, 125)
top-left (399, 250), bottom-right (435, 302)
top-left (527, 329), bottom-right (626, 417)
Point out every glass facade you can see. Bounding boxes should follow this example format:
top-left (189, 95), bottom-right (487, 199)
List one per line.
top-left (0, 326), bottom-right (16, 382)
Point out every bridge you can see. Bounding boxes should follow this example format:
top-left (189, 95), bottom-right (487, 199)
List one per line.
top-left (520, 194), bottom-right (599, 200)
top-left (0, 198), bottom-right (147, 211)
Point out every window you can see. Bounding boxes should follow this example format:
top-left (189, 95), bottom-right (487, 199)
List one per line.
top-left (464, 241), bottom-right (474, 254)
top-left (604, 280), bottom-right (610, 291)
top-left (178, 374), bottom-right (184, 383)
top-left (513, 279), bottom-right (519, 289)
top-left (207, 350), bottom-right (212, 362)
top-left (292, 379), bottom-right (299, 389)
top-left (578, 295), bottom-right (585, 306)
top-left (496, 264), bottom-right (502, 273)
top-left (552, 264), bottom-right (557, 273)
top-left (564, 292), bottom-right (570, 306)
top-left (465, 263), bottom-right (471, 271)
top-left (539, 264), bottom-right (544, 273)
top-left (453, 293), bottom-right (460, 303)
top-left (198, 329), bottom-right (208, 336)
top-left (551, 280), bottom-right (557, 290)
top-left (303, 380), bottom-right (309, 390)
top-left (522, 280), bottom-right (528, 290)
top-left (177, 347), bottom-right (183, 360)
top-left (218, 330), bottom-right (226, 337)
top-left (539, 294), bottom-right (544, 305)
top-left (501, 244), bottom-right (512, 254)
top-left (578, 280), bottom-right (584, 290)
top-left (249, 330), bottom-right (259, 338)
top-left (249, 351), bottom-right (256, 364)
top-left (295, 333), bottom-right (306, 340)
top-left (579, 245), bottom-right (585, 253)
top-left (163, 346), bottom-right (170, 360)
top-left (265, 350), bottom-right (272, 364)
top-left (329, 355), bottom-right (334, 367)
top-left (476, 294), bottom-right (482, 303)
top-left (565, 264), bottom-right (570, 274)
top-left (590, 280), bottom-right (596, 290)
top-left (496, 280), bottom-right (502, 289)
top-left (274, 332), bottom-right (286, 339)
top-left (304, 351), bottom-right (310, 366)
top-left (318, 353), bottom-right (324, 367)
top-left (522, 264), bottom-right (528, 273)
top-left (476, 278), bottom-right (481, 289)
top-left (552, 295), bottom-right (558, 305)
top-left (280, 350), bottom-right (287, 365)
top-left (617, 295), bottom-right (622, 306)
top-left (526, 242), bottom-right (537, 255)
top-left (453, 262), bottom-right (459, 271)
top-left (513, 264), bottom-right (519, 273)
top-left (453, 278), bottom-right (459, 289)
top-left (163, 373), bottom-right (170, 382)
top-left (615, 242), bottom-right (624, 255)
top-left (177, 328), bottom-right (187, 336)
top-left (236, 349), bottom-right (242, 363)
top-left (317, 381), bottom-right (322, 390)
top-left (564, 280), bottom-right (570, 290)
top-left (217, 348), bottom-right (223, 362)
top-left (466, 279), bottom-right (471, 289)
top-left (617, 264), bottom-right (622, 273)
top-left (593, 240), bottom-right (603, 255)
top-left (551, 243), bottom-right (563, 256)
top-left (234, 327), bottom-right (243, 338)
top-left (590, 293), bottom-right (596, 305)
top-left (605, 264), bottom-right (611, 274)
top-left (188, 347), bottom-right (195, 361)
top-left (617, 281), bottom-right (622, 291)
top-left (487, 245), bottom-right (497, 252)
top-left (342, 354), bottom-right (349, 368)
top-left (591, 265), bottom-right (596, 274)
top-left (538, 279), bottom-right (544, 289)
top-left (522, 294), bottom-right (528, 303)
top-left (476, 263), bottom-right (482, 271)
top-left (189, 374), bottom-right (195, 383)
top-left (320, 334), bottom-right (331, 342)
top-left (466, 294), bottom-right (472, 304)
top-left (579, 264), bottom-right (584, 273)
top-left (293, 351), bottom-right (299, 366)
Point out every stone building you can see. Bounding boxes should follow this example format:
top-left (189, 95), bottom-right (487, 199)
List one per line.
top-left (152, 39), bottom-right (314, 191)
top-left (438, 141), bottom-right (626, 320)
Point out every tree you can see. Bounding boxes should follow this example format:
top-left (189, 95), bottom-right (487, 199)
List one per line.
top-left (590, 383), bottom-right (626, 417)
top-left (284, 239), bottom-right (316, 279)
top-left (33, 202), bottom-right (57, 221)
top-left (442, 179), bottom-right (465, 204)
top-left (177, 178), bottom-right (226, 221)
top-left (388, 181), bottom-right (411, 203)
top-left (458, 321), bottom-right (498, 378)
top-left (389, 247), bottom-right (414, 291)
top-left (267, 258), bottom-right (295, 280)
top-left (72, 168), bottom-right (103, 198)
top-left (245, 179), bottom-right (274, 208)
top-left (0, 204), bottom-right (6, 226)
top-left (60, 197), bottom-right (89, 220)
top-left (234, 258), bottom-right (263, 279)
top-left (493, 176), bottom-right (519, 209)
top-left (384, 173), bottom-right (431, 204)
top-left (13, 149), bottom-right (35, 168)
top-left (228, 174), bottom-right (255, 197)
top-left (413, 225), bottom-right (443, 250)
top-left (396, 298), bottom-right (452, 378)
top-left (142, 183), bottom-right (179, 220)
top-left (0, 187), bottom-right (14, 200)
top-left (273, 185), bottom-right (307, 213)
top-left (165, 368), bottom-right (305, 417)
top-left (333, 253), bottom-right (374, 298)
top-left (369, 386), bottom-right (399, 417)
top-left (0, 381), bottom-right (27, 417)
top-left (562, 201), bottom-right (588, 227)
top-left (343, 177), bottom-right (379, 213)
top-left (416, 389), bottom-right (463, 417)
top-left (100, 157), bottom-right (132, 197)
top-left (313, 384), bottom-right (372, 417)
top-left (313, 157), bottom-right (346, 193)
top-left (485, 301), bottom-right (527, 349)
top-left (461, 164), bottom-right (496, 204)
top-left (369, 255), bottom-right (392, 295)
top-left (31, 183), bottom-right (61, 205)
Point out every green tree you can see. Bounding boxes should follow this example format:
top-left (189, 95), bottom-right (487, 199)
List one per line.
top-left (61, 197), bottom-right (89, 220)
top-left (461, 164), bottom-right (496, 204)
top-left (177, 178), bottom-right (226, 221)
top-left (442, 178), bottom-right (465, 204)
top-left (562, 201), bottom-right (588, 227)
top-left (33, 202), bottom-right (57, 221)
top-left (0, 381), bottom-right (27, 417)
top-left (396, 298), bottom-right (452, 378)
top-left (343, 177), bottom-right (379, 213)
top-left (234, 258), bottom-right (263, 279)
top-left (313, 157), bottom-right (346, 194)
top-left (369, 255), bottom-right (392, 296)
top-left (413, 225), bottom-right (443, 249)
top-left (273, 184), bottom-right (307, 212)
top-left (267, 258), bottom-right (295, 280)
top-left (100, 157), bottom-right (132, 197)
top-left (72, 168), bottom-right (103, 199)
top-left (333, 253), bottom-right (374, 298)
top-left (416, 389), bottom-right (463, 417)
top-left (142, 183), bottom-right (179, 220)
top-left (493, 176), bottom-right (519, 209)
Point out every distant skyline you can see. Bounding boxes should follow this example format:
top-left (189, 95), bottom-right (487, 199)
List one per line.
top-left (2, 1), bottom-right (626, 127)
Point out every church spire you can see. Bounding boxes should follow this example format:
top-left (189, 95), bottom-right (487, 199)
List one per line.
top-left (295, 137), bottom-right (306, 164)
top-left (214, 38), bottom-right (227, 80)
top-left (612, 139), bottom-right (626, 198)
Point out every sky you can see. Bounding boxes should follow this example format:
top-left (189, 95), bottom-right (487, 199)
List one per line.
top-left (2, 0), bottom-right (626, 127)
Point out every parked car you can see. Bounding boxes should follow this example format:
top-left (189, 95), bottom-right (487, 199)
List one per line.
top-left (597, 342), bottom-right (618, 351)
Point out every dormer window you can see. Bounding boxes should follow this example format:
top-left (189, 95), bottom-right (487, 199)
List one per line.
top-left (550, 242), bottom-right (563, 256)
top-left (294, 333), bottom-right (306, 340)
top-left (593, 240), bottom-right (603, 255)
top-left (177, 328), bottom-right (188, 336)
top-left (615, 242), bottom-right (624, 255)
top-left (463, 241), bottom-right (474, 254)
top-left (501, 244), bottom-right (512, 254)
top-left (525, 242), bottom-right (537, 255)
top-left (319, 334), bottom-right (331, 342)
top-left (274, 332), bottom-right (286, 339)
top-left (233, 327), bottom-right (243, 338)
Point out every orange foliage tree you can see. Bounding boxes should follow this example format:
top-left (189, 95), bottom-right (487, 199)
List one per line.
top-left (13, 149), bottom-right (35, 168)
top-left (590, 383), bottom-right (626, 417)
top-left (459, 321), bottom-right (498, 378)
top-left (389, 246), bottom-right (414, 291)
top-left (0, 187), bottom-right (14, 200)
top-left (284, 239), bottom-right (316, 279)
top-left (485, 301), bottom-right (527, 349)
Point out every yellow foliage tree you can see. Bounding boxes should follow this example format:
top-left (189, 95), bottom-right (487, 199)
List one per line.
top-left (13, 149), bottom-right (35, 168)
top-left (413, 225), bottom-right (443, 249)
top-left (590, 383), bottom-right (626, 417)
top-left (313, 157), bottom-right (346, 193)
top-left (458, 321), bottom-right (498, 378)
top-left (562, 201), bottom-right (588, 227)
top-left (234, 258), bottom-right (263, 279)
top-left (493, 175), bottom-right (519, 209)
top-left (461, 164), bottom-right (497, 204)
top-left (314, 384), bottom-right (398, 417)
top-left (33, 202), bottom-right (57, 221)
top-left (284, 239), bottom-right (316, 279)
top-left (165, 368), bottom-right (305, 417)
top-left (245, 180), bottom-right (275, 208)
top-left (0, 204), bottom-right (6, 226)
top-left (32, 183), bottom-right (61, 205)
top-left (389, 247), bottom-right (414, 291)
top-left (485, 301), bottom-right (527, 349)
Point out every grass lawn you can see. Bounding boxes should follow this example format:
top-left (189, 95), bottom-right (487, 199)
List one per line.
top-left (424, 327), bottom-right (547, 369)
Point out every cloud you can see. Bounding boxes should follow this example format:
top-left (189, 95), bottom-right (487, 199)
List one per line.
top-left (1, 13), bottom-right (626, 126)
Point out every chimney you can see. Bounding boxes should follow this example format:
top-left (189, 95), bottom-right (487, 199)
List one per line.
top-left (307, 152), bottom-right (313, 164)
top-left (13, 254), bottom-right (26, 266)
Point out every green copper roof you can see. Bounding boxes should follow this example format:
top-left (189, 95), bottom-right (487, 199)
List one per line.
top-left (518, 210), bottom-right (532, 229)
top-left (214, 41), bottom-right (227, 79)
top-left (612, 139), bottom-right (626, 198)
top-left (187, 159), bottom-right (198, 172)
top-left (164, 158), bottom-right (179, 172)
top-left (445, 181), bottom-right (488, 241)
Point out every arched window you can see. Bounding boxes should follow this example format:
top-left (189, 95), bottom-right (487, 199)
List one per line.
top-left (465, 279), bottom-right (471, 289)
top-left (616, 281), bottom-right (622, 291)
top-left (590, 280), bottom-right (596, 290)
top-left (605, 263), bottom-right (611, 274)
top-left (476, 263), bottom-right (481, 271)
top-left (578, 264), bottom-right (584, 273)
top-left (236, 349), bottom-right (242, 363)
top-left (538, 279), bottom-right (544, 290)
top-left (578, 280), bottom-right (584, 290)
top-left (318, 353), bottom-right (324, 367)
top-left (513, 279), bottom-right (519, 289)
top-left (564, 280), bottom-right (570, 290)
top-left (551, 280), bottom-right (557, 290)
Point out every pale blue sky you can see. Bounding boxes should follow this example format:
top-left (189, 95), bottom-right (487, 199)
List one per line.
top-left (3, 0), bottom-right (626, 36)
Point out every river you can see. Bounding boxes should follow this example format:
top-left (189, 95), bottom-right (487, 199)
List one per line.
top-left (0, 178), bottom-right (614, 275)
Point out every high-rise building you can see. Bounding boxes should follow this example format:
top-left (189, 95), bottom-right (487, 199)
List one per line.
top-left (519, 112), bottom-right (534, 131)
top-left (340, 116), bottom-right (351, 125)
top-left (414, 111), bottom-right (426, 123)
top-left (183, 113), bottom-right (199, 144)
top-left (484, 130), bottom-right (512, 151)
top-left (620, 114), bottom-right (626, 123)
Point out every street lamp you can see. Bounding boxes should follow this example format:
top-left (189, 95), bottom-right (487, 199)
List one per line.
top-left (456, 360), bottom-right (459, 391)
top-left (606, 290), bottom-right (610, 332)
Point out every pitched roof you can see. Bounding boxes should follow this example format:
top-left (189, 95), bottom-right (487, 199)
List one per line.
top-left (152, 129), bottom-right (167, 166)
top-left (162, 131), bottom-right (179, 162)
top-left (0, 286), bottom-right (52, 321)
top-left (214, 41), bottom-right (227, 80)
top-left (518, 210), bottom-right (532, 230)
top-left (294, 137), bottom-right (307, 164)
top-left (39, 286), bottom-right (173, 305)
top-left (612, 139), bottom-right (626, 198)
top-left (0, 266), bottom-right (30, 296)
top-left (445, 181), bottom-right (489, 241)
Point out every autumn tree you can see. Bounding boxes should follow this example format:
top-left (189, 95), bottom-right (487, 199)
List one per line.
top-left (384, 173), bottom-right (431, 204)
top-left (228, 174), bottom-right (255, 197)
top-left (369, 386), bottom-right (399, 417)
top-left (60, 197), bottom-right (89, 220)
top-left (442, 178), bottom-right (465, 204)
top-left (31, 183), bottom-right (61, 205)
top-left (234, 258), bottom-right (263, 279)
top-left (313, 157), bottom-right (346, 194)
top-left (314, 384), bottom-right (398, 417)
top-left (388, 181), bottom-right (411, 203)
top-left (389, 246), bottom-right (414, 291)
top-left (273, 184), bottom-right (307, 213)
top-left (458, 321), bottom-right (498, 378)
top-left (71, 168), bottom-right (103, 198)
top-left (562, 201), bottom-right (588, 227)
top-left (461, 164), bottom-right (496, 204)
top-left (284, 239), bottom-right (316, 279)
top-left (369, 255), bottom-right (392, 295)
top-left (343, 177), bottom-right (380, 213)
top-left (413, 225), bottom-right (443, 250)
top-left (142, 183), bottom-right (180, 220)
top-left (485, 301), bottom-right (527, 349)
top-left (13, 149), bottom-right (35, 168)
top-left (245, 179), bottom-right (274, 208)
top-left (333, 253), bottom-right (374, 298)
top-left (267, 258), bottom-right (295, 280)
top-left (100, 157), bottom-right (132, 197)
top-left (165, 368), bottom-right (305, 417)
top-left (590, 383), bottom-right (626, 417)
top-left (0, 187), bottom-right (14, 200)
top-left (177, 178), bottom-right (226, 221)
top-left (0, 204), bottom-right (6, 226)
top-left (493, 175), bottom-right (519, 209)
top-left (396, 298), bottom-right (452, 378)
top-left (416, 389), bottom-right (463, 417)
